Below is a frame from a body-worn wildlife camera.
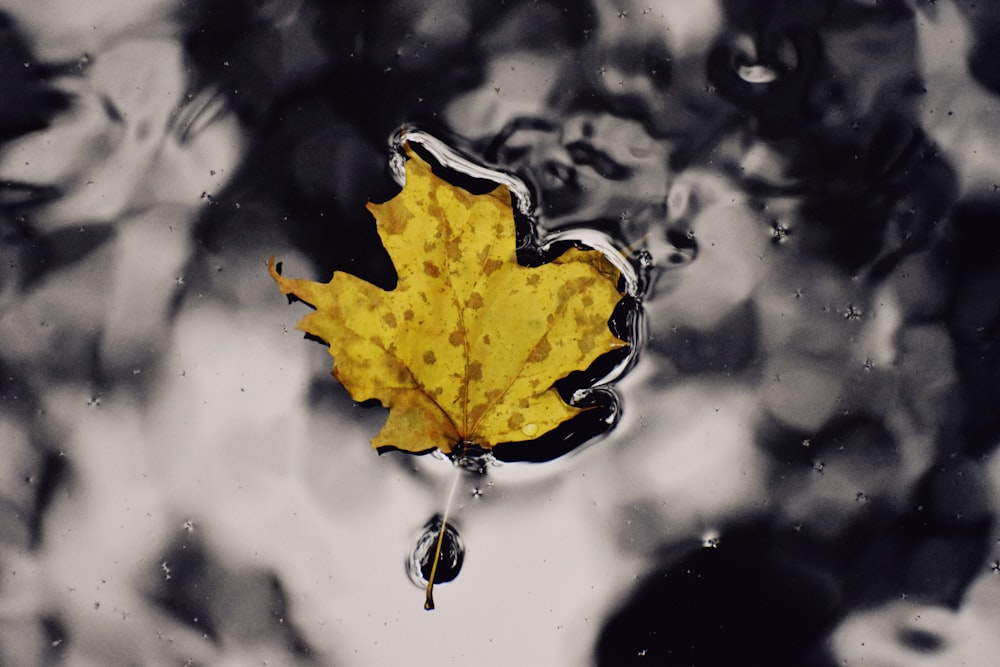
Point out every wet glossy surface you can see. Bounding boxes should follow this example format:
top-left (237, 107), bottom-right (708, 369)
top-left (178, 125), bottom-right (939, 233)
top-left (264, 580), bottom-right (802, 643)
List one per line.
top-left (1, 2), bottom-right (1000, 665)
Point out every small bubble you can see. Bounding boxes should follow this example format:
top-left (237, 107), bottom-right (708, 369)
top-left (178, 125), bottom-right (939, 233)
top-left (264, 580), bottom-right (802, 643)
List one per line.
top-left (470, 487), bottom-right (483, 498)
top-left (701, 530), bottom-right (721, 549)
top-left (863, 358), bottom-right (874, 371)
top-left (407, 515), bottom-right (465, 588)
top-left (618, 9), bottom-right (628, 19)
top-left (182, 519), bottom-right (195, 531)
top-left (844, 304), bottom-right (862, 320)
top-left (812, 460), bottom-right (825, 473)
top-left (856, 492), bottom-right (870, 502)
top-left (771, 221), bottom-right (789, 243)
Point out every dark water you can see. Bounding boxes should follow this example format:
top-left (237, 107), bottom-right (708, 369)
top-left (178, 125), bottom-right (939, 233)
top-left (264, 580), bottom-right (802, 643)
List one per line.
top-left (2, 1), bottom-right (1000, 665)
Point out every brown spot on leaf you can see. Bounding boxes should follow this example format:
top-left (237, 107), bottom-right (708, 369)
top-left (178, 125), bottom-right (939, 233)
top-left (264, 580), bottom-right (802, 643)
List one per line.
top-left (383, 312), bottom-right (398, 328)
top-left (507, 412), bottom-right (525, 431)
top-left (526, 273), bottom-right (540, 286)
top-left (468, 292), bottom-right (484, 309)
top-left (482, 334), bottom-right (491, 345)
top-left (403, 309), bottom-right (415, 321)
top-left (483, 258), bottom-right (503, 275)
top-left (423, 261), bottom-right (441, 278)
top-left (578, 335), bottom-right (596, 354)
top-left (427, 201), bottom-right (447, 225)
top-left (423, 350), bottom-right (436, 365)
top-left (468, 402), bottom-right (488, 427)
top-left (527, 337), bottom-right (552, 363)
top-left (449, 330), bottom-right (464, 346)
top-left (379, 207), bottom-right (411, 235)
top-left (468, 361), bottom-right (483, 383)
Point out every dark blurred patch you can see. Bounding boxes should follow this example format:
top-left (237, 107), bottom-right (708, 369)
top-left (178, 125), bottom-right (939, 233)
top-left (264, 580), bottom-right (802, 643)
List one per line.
top-left (179, 0), bottom-right (331, 127)
top-left (40, 614), bottom-right (68, 662)
top-left (314, 1), bottom-right (595, 139)
top-left (792, 121), bottom-right (955, 271)
top-left (946, 199), bottom-right (1000, 456)
top-left (26, 450), bottom-right (70, 550)
top-left (959, 5), bottom-right (1000, 94)
top-left (594, 523), bottom-right (842, 667)
top-left (708, 6), bottom-right (825, 134)
top-left (649, 300), bottom-right (759, 374)
top-left (0, 358), bottom-right (71, 552)
top-left (0, 610), bottom-right (70, 666)
top-left (710, 1), bottom-right (960, 271)
top-left (0, 13), bottom-right (70, 143)
top-left (192, 99), bottom-right (398, 289)
top-left (758, 413), bottom-right (898, 474)
top-left (842, 457), bottom-right (993, 607)
top-left (17, 224), bottom-right (114, 290)
top-left (147, 530), bottom-right (314, 658)
top-left (897, 627), bottom-right (945, 652)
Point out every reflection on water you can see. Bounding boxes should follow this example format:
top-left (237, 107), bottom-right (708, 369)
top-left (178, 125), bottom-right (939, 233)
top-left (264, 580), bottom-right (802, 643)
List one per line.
top-left (1, 1), bottom-right (1000, 665)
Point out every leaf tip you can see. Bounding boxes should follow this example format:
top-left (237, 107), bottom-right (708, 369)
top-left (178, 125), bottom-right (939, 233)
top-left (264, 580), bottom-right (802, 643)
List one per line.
top-left (268, 256), bottom-right (298, 297)
top-left (267, 255), bottom-right (281, 278)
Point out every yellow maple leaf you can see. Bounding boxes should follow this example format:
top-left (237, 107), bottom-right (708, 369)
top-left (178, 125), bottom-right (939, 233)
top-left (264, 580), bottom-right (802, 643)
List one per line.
top-left (269, 145), bottom-right (626, 456)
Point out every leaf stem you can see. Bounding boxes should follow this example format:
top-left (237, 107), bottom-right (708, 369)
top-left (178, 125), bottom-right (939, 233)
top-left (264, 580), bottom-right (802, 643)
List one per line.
top-left (424, 464), bottom-right (462, 610)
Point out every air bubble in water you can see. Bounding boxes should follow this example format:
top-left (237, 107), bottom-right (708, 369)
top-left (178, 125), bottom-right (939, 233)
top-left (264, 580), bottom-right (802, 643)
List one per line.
top-left (701, 529), bottom-right (721, 549)
top-left (407, 514), bottom-right (465, 588)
